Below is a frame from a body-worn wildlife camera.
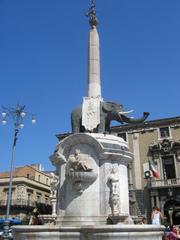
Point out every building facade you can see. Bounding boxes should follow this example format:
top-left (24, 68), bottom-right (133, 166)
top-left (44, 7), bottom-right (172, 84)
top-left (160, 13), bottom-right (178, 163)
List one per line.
top-left (110, 116), bottom-right (180, 225)
top-left (0, 164), bottom-right (52, 221)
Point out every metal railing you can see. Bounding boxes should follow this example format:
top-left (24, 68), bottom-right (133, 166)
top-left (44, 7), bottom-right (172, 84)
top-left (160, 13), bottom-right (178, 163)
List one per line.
top-left (0, 199), bottom-right (36, 207)
top-left (150, 178), bottom-right (180, 188)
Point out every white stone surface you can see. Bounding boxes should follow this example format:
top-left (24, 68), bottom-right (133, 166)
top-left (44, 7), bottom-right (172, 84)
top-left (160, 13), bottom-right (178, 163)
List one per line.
top-left (118, 164), bottom-right (129, 215)
top-left (82, 97), bottom-right (100, 131)
top-left (88, 27), bottom-right (101, 98)
top-left (132, 133), bottom-right (142, 189)
top-left (50, 133), bottom-right (133, 226)
top-left (12, 224), bottom-right (165, 240)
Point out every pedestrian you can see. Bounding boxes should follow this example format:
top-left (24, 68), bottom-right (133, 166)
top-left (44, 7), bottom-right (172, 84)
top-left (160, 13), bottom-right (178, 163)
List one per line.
top-left (168, 225), bottom-right (180, 240)
top-left (140, 217), bottom-right (147, 224)
top-left (151, 206), bottom-right (163, 225)
top-left (29, 208), bottom-right (43, 225)
top-left (162, 235), bottom-right (169, 240)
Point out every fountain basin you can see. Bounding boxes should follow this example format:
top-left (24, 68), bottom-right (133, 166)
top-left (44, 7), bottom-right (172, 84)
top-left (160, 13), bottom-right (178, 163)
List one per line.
top-left (12, 224), bottom-right (165, 240)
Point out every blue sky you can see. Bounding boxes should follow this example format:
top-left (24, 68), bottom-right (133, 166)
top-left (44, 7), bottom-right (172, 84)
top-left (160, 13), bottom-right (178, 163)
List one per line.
top-left (0, 0), bottom-right (179, 172)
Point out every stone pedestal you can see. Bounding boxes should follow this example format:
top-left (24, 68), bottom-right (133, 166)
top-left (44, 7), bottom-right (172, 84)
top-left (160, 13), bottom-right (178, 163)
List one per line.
top-left (50, 197), bottom-right (57, 217)
top-left (50, 133), bottom-right (133, 226)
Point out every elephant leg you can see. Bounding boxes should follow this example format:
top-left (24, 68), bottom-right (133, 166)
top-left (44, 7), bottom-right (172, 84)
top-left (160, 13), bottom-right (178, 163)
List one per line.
top-left (96, 120), bottom-right (106, 133)
top-left (71, 114), bottom-right (79, 133)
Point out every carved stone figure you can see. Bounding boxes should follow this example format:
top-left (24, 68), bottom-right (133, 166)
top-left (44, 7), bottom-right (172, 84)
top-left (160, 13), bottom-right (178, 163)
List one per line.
top-left (68, 149), bottom-right (93, 172)
top-left (71, 101), bottom-right (149, 133)
top-left (108, 168), bottom-right (120, 216)
top-left (50, 173), bottom-right (59, 198)
top-left (161, 139), bottom-right (172, 153)
top-left (66, 150), bottom-right (97, 191)
top-left (50, 149), bottom-right (66, 166)
top-left (108, 168), bottom-right (119, 195)
top-left (110, 194), bottom-right (120, 216)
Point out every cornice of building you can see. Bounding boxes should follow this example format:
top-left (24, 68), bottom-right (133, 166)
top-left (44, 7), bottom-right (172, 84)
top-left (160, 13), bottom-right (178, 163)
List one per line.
top-left (111, 116), bottom-right (180, 133)
top-left (0, 165), bottom-right (52, 178)
top-left (0, 176), bottom-right (50, 192)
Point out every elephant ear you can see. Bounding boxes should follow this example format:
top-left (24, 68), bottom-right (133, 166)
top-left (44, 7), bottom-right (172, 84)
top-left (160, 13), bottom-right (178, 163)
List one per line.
top-left (102, 102), bottom-right (114, 112)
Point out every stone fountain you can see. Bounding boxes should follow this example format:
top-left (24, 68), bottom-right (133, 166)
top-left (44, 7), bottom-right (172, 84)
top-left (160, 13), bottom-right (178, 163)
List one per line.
top-left (12, 1), bottom-right (164, 239)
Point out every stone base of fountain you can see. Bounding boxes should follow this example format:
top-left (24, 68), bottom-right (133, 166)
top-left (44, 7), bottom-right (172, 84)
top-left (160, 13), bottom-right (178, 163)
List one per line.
top-left (12, 224), bottom-right (165, 240)
top-left (13, 133), bottom-right (165, 239)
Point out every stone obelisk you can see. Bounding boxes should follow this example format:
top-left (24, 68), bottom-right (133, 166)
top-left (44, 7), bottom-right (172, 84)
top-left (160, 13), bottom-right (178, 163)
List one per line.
top-left (87, 2), bottom-right (101, 98)
top-left (82, 0), bottom-right (101, 131)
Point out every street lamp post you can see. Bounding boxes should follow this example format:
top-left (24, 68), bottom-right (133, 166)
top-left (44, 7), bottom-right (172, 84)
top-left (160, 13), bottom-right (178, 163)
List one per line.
top-left (1, 104), bottom-right (36, 239)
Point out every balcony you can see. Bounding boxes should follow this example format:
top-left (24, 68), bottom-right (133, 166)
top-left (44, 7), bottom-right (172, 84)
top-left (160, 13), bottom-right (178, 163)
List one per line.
top-left (149, 178), bottom-right (180, 188)
top-left (0, 199), bottom-right (36, 207)
top-left (0, 199), bottom-right (52, 214)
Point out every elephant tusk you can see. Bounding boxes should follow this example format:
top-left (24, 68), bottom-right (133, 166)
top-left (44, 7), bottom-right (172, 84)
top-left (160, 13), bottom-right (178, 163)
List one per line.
top-left (119, 110), bottom-right (134, 115)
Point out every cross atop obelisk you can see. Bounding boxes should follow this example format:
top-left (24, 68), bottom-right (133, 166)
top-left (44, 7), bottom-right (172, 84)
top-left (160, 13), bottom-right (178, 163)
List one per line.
top-left (86, 0), bottom-right (99, 28)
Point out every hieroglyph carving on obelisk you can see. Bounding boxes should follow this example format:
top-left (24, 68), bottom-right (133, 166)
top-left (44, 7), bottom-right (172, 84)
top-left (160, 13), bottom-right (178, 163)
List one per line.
top-left (82, 97), bottom-right (100, 131)
top-left (82, 0), bottom-right (102, 131)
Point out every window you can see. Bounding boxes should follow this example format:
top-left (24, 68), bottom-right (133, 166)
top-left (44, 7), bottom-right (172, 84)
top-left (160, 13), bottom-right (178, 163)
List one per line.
top-left (38, 175), bottom-right (41, 182)
top-left (118, 133), bottom-right (127, 142)
top-left (27, 193), bottom-right (31, 206)
top-left (45, 197), bottom-right (49, 205)
top-left (162, 155), bottom-right (176, 179)
top-left (46, 178), bottom-right (49, 185)
top-left (27, 174), bottom-right (30, 178)
top-left (159, 127), bottom-right (170, 139)
top-left (36, 195), bottom-right (41, 203)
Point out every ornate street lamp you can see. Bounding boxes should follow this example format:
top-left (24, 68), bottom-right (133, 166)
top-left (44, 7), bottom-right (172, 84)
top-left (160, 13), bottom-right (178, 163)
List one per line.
top-left (1, 104), bottom-right (35, 239)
